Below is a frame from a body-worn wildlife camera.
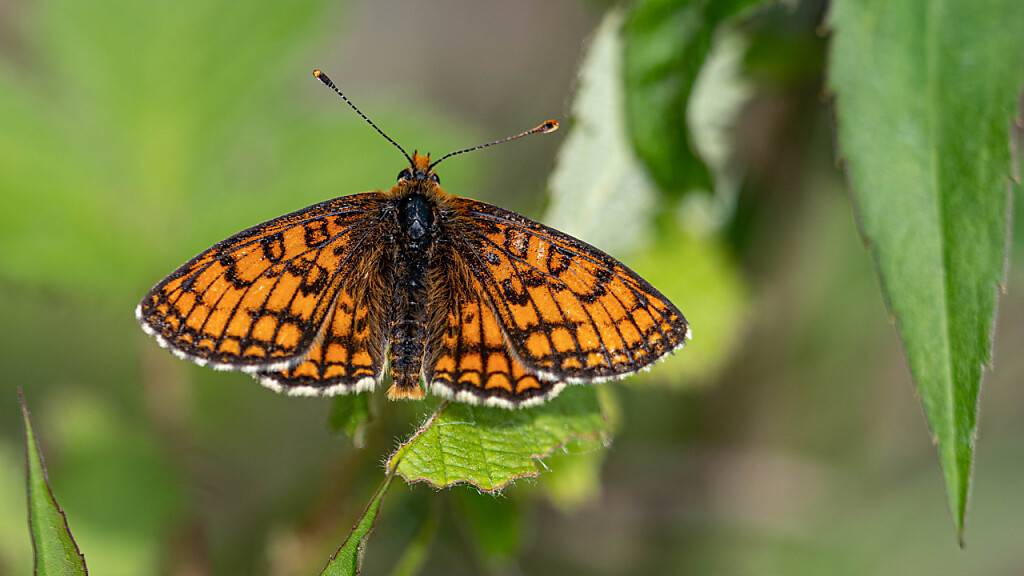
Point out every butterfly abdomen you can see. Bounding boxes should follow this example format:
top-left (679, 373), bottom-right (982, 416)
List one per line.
top-left (387, 193), bottom-right (437, 399)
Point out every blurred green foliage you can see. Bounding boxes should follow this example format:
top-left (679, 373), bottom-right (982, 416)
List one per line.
top-left (3, 0), bottom-right (1024, 574)
top-left (328, 395), bottom-right (372, 448)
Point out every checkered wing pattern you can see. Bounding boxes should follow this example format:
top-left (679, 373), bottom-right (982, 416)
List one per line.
top-left (136, 193), bottom-right (387, 374)
top-left (425, 264), bottom-right (559, 407)
top-left (448, 198), bottom-right (689, 389)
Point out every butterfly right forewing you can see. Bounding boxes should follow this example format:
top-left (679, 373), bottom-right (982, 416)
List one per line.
top-left (448, 198), bottom-right (689, 384)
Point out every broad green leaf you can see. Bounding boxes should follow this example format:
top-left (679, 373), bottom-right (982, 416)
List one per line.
top-left (321, 473), bottom-right (394, 576)
top-left (329, 395), bottom-right (372, 448)
top-left (829, 0), bottom-right (1024, 541)
top-left (19, 390), bottom-right (88, 576)
top-left (388, 387), bottom-right (611, 492)
top-left (623, 0), bottom-right (768, 201)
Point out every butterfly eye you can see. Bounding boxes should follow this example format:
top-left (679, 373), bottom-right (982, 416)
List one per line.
top-left (398, 169), bottom-right (412, 182)
top-left (430, 173), bottom-right (441, 184)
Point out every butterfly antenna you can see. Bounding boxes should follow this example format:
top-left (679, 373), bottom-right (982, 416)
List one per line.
top-left (428, 119), bottom-right (559, 170)
top-left (312, 69), bottom-right (413, 166)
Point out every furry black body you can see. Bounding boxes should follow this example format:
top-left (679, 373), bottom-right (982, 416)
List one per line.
top-left (387, 190), bottom-right (439, 394)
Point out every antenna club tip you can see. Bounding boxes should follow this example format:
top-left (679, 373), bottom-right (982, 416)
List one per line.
top-left (313, 69), bottom-right (332, 85)
top-left (538, 119), bottom-right (559, 134)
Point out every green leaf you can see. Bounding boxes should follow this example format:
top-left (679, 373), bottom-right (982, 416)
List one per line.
top-left (387, 387), bottom-right (611, 492)
top-left (829, 0), bottom-right (1024, 541)
top-left (321, 472), bottom-right (395, 576)
top-left (19, 389), bottom-right (88, 576)
top-left (328, 395), bottom-right (372, 448)
top-left (623, 0), bottom-right (767, 201)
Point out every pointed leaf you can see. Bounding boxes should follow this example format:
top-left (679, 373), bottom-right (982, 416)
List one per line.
top-left (387, 387), bottom-right (611, 493)
top-left (829, 0), bottom-right (1024, 541)
top-left (20, 389), bottom-right (88, 576)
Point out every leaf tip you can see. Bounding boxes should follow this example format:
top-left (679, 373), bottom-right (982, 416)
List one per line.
top-left (20, 387), bottom-right (90, 575)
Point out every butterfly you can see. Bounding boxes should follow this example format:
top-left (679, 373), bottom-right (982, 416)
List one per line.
top-left (136, 69), bottom-right (690, 408)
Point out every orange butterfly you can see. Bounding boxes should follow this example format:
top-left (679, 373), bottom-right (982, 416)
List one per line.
top-left (136, 69), bottom-right (690, 408)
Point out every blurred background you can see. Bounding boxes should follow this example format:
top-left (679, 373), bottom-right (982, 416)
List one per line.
top-left (1, 0), bottom-right (1023, 574)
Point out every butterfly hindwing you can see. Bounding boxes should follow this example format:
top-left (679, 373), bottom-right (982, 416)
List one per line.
top-left (137, 193), bottom-right (387, 371)
top-left (256, 272), bottom-right (393, 395)
top-left (424, 258), bottom-right (561, 407)
top-left (449, 198), bottom-right (689, 384)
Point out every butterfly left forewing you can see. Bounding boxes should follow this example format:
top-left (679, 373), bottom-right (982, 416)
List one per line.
top-left (448, 198), bottom-right (689, 384)
top-left (137, 193), bottom-right (387, 372)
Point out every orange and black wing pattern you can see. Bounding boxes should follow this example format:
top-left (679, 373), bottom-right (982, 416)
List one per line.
top-left (256, 277), bottom-right (391, 395)
top-left (445, 198), bottom-right (688, 397)
top-left (136, 193), bottom-right (388, 382)
top-left (424, 256), bottom-right (560, 407)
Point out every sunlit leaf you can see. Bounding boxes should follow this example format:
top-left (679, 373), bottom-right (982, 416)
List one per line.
top-left (321, 473), bottom-right (394, 576)
top-left (387, 387), bottom-right (611, 493)
top-left (829, 0), bottom-right (1024, 541)
top-left (20, 390), bottom-right (88, 576)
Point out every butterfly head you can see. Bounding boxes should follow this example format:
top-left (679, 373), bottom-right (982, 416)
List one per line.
top-left (398, 152), bottom-right (441, 185)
